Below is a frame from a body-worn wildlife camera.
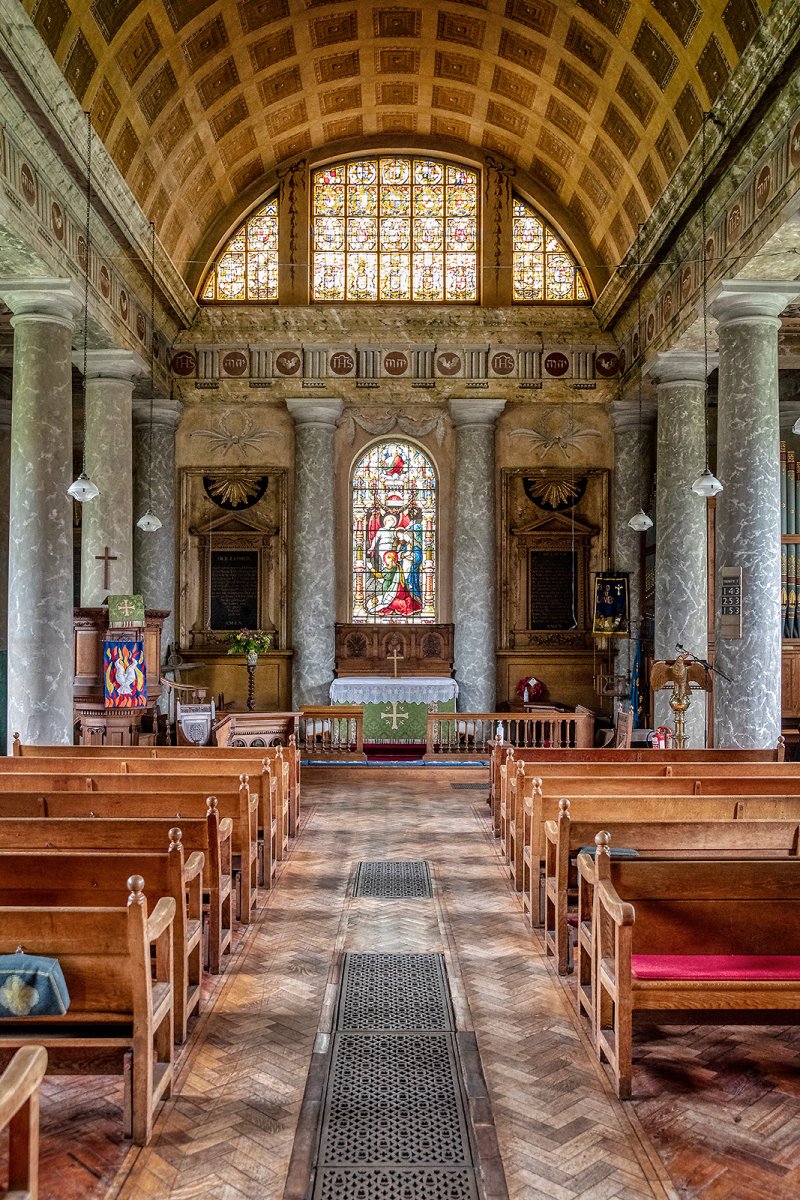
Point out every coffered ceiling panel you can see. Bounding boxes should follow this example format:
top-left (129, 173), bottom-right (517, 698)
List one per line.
top-left (25, 0), bottom-right (775, 290)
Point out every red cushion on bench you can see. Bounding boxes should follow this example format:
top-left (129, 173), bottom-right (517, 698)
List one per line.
top-left (631, 954), bottom-right (800, 982)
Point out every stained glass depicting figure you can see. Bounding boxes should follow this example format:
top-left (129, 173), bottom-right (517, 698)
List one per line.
top-left (352, 441), bottom-right (437, 624)
top-left (200, 197), bottom-right (279, 302)
top-left (312, 156), bottom-right (478, 302)
top-left (512, 197), bottom-right (590, 303)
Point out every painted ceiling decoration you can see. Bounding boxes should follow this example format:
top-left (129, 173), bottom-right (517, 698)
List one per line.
top-left (23, 0), bottom-right (772, 290)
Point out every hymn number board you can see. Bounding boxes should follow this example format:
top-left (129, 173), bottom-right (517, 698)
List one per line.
top-left (720, 565), bottom-right (743, 639)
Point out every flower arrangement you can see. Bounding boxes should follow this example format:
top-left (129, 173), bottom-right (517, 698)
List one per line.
top-left (515, 675), bottom-right (545, 704)
top-left (226, 628), bottom-right (274, 656)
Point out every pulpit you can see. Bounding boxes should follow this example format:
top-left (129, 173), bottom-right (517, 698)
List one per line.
top-left (332, 624), bottom-right (457, 748)
top-left (73, 607), bottom-right (168, 745)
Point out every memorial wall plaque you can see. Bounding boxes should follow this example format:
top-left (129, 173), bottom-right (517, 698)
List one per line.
top-left (210, 550), bottom-right (260, 630)
top-left (528, 550), bottom-right (578, 630)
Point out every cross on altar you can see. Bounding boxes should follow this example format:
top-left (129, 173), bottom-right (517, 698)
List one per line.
top-left (386, 646), bottom-right (404, 678)
top-left (116, 598), bottom-right (136, 618)
top-left (94, 546), bottom-right (117, 591)
top-left (380, 701), bottom-right (409, 732)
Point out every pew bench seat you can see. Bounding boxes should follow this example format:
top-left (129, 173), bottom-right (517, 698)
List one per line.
top-left (630, 954), bottom-right (800, 981)
top-left (592, 854), bottom-right (800, 1098)
top-left (0, 878), bottom-right (175, 1144)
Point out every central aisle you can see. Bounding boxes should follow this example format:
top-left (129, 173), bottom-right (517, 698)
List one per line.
top-left (113, 768), bottom-right (670, 1200)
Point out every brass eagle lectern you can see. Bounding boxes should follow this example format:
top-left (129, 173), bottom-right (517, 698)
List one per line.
top-left (649, 652), bottom-right (712, 750)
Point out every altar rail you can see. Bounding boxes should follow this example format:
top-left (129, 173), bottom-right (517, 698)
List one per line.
top-left (299, 706), bottom-right (366, 760)
top-left (424, 709), bottom-right (595, 760)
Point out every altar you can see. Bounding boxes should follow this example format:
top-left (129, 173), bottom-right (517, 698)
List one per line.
top-left (330, 675), bottom-right (458, 743)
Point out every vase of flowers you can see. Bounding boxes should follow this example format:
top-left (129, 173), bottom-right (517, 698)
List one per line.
top-left (226, 629), bottom-right (274, 711)
top-left (225, 628), bottom-right (274, 657)
top-left (515, 675), bottom-right (545, 705)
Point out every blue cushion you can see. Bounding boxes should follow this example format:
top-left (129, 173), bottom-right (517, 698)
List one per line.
top-left (0, 953), bottom-right (70, 1016)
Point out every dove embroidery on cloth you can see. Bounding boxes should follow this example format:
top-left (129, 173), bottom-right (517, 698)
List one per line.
top-left (0, 975), bottom-right (39, 1016)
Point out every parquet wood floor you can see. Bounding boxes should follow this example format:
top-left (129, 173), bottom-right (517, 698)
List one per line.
top-left (3, 768), bottom-right (800, 1200)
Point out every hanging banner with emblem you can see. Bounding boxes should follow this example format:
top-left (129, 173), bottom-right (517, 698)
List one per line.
top-left (108, 594), bottom-right (145, 626)
top-left (103, 641), bottom-right (147, 708)
top-left (592, 573), bottom-right (629, 636)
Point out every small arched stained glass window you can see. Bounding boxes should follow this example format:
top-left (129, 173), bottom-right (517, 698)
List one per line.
top-left (312, 156), bottom-right (478, 302)
top-left (200, 197), bottom-right (278, 302)
top-left (512, 196), bottom-right (590, 303)
top-left (352, 440), bottom-right (437, 624)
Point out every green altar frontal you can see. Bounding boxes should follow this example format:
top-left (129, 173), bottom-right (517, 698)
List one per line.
top-left (329, 675), bottom-right (458, 742)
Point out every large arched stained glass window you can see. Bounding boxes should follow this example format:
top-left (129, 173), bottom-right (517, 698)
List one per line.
top-left (512, 196), bottom-right (590, 302)
top-left (313, 157), bottom-right (478, 302)
top-left (352, 440), bottom-right (437, 624)
top-left (200, 197), bottom-right (278, 302)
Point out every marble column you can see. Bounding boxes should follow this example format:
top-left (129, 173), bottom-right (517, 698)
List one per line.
top-left (710, 281), bottom-right (800, 748)
top-left (133, 397), bottom-right (182, 655)
top-left (76, 349), bottom-right (146, 605)
top-left (0, 278), bottom-right (82, 745)
top-left (610, 396), bottom-right (655, 703)
top-left (449, 399), bottom-right (505, 712)
top-left (0, 394), bottom-right (11, 655)
top-left (287, 399), bottom-right (343, 706)
top-left (648, 350), bottom-right (713, 744)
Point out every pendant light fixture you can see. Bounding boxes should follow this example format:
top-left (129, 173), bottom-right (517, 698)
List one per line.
top-left (627, 222), bottom-right (653, 531)
top-left (136, 221), bottom-right (163, 533)
top-left (691, 112), bottom-right (724, 498)
top-left (68, 110), bottom-right (100, 504)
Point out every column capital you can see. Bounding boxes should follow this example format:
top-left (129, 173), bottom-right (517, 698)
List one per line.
top-left (710, 280), bottom-right (800, 325)
top-left (73, 348), bottom-right (148, 382)
top-left (610, 398), bottom-right (656, 433)
top-left (286, 398), bottom-right (343, 426)
top-left (133, 396), bottom-right (183, 428)
top-left (0, 277), bottom-right (83, 328)
top-left (449, 399), bottom-right (506, 428)
top-left (645, 349), bottom-right (717, 385)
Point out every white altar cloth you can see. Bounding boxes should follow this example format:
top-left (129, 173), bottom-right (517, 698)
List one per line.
top-left (330, 676), bottom-right (459, 705)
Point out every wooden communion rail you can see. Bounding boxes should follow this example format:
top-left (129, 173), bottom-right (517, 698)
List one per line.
top-left (424, 708), bottom-right (595, 760)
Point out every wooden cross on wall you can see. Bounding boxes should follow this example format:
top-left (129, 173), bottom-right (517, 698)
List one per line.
top-left (95, 546), bottom-right (117, 591)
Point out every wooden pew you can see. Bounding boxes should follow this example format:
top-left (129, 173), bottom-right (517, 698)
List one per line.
top-left (0, 876), bottom-right (175, 1145)
top-left (522, 788), bottom-right (800, 925)
top-left (0, 787), bottom-right (257, 926)
top-left (11, 737), bottom-right (301, 841)
top-left (491, 741), bottom-right (788, 833)
top-left (543, 800), bottom-right (800, 974)
top-left (0, 1045), bottom-right (47, 1200)
top-left (0, 763), bottom-right (284, 882)
top-left (0, 843), bottom-right (202, 1044)
top-left (0, 809), bottom-right (232, 975)
top-left (587, 847), bottom-right (800, 1098)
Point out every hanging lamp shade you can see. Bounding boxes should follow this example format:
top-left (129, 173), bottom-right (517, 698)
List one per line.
top-left (136, 509), bottom-right (162, 532)
top-left (67, 471), bottom-right (100, 502)
top-left (627, 508), bottom-right (653, 532)
top-left (691, 468), bottom-right (724, 497)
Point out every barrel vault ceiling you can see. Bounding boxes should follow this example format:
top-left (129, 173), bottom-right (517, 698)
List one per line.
top-left (22, 0), bottom-right (774, 295)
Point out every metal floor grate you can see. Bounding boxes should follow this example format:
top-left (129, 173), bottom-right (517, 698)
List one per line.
top-left (337, 954), bottom-right (454, 1031)
top-left (311, 952), bottom-right (479, 1200)
top-left (315, 1167), bottom-right (478, 1199)
top-left (450, 783), bottom-right (490, 791)
top-left (353, 860), bottom-right (432, 899)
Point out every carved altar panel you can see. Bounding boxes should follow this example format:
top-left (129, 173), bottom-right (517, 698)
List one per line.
top-left (179, 467), bottom-right (288, 649)
top-left (335, 623), bottom-right (453, 676)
